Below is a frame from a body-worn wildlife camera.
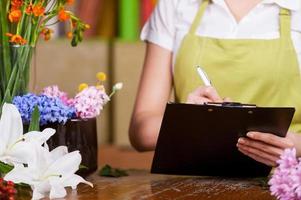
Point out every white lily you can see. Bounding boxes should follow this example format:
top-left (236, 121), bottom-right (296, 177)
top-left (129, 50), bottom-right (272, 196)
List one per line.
top-left (0, 103), bottom-right (55, 166)
top-left (4, 146), bottom-right (93, 200)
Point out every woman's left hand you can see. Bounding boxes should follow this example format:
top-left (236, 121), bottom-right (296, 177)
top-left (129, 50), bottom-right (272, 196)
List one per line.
top-left (237, 132), bottom-right (295, 166)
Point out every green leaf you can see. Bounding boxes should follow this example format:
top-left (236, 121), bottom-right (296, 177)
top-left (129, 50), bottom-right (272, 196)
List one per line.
top-left (14, 182), bottom-right (32, 198)
top-left (98, 165), bottom-right (128, 178)
top-left (71, 34), bottom-right (79, 47)
top-left (0, 161), bottom-right (13, 175)
top-left (0, 0), bottom-right (12, 85)
top-left (79, 165), bottom-right (88, 170)
top-left (28, 106), bottom-right (40, 131)
top-left (2, 63), bottom-right (18, 104)
top-left (2, 92), bottom-right (11, 106)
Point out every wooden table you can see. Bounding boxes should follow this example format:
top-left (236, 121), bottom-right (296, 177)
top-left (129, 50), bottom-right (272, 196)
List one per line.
top-left (18, 146), bottom-right (276, 200)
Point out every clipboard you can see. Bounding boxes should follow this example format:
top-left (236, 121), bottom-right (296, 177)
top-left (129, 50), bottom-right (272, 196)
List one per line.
top-left (151, 102), bottom-right (295, 177)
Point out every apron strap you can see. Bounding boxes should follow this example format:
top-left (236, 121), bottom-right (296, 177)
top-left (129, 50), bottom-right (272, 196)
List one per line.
top-left (279, 8), bottom-right (291, 38)
top-left (189, 0), bottom-right (210, 34)
top-left (189, 1), bottom-right (291, 38)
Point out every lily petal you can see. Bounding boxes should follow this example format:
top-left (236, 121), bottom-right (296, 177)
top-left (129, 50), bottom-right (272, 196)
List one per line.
top-left (29, 181), bottom-right (51, 200)
top-left (0, 103), bottom-right (23, 153)
top-left (62, 174), bottom-right (93, 189)
top-left (6, 141), bottom-right (37, 166)
top-left (46, 151), bottom-right (81, 176)
top-left (31, 145), bottom-right (52, 171)
top-left (50, 146), bottom-right (68, 161)
top-left (4, 165), bottom-right (36, 186)
top-left (32, 186), bottom-right (47, 200)
top-left (49, 181), bottom-right (67, 199)
top-left (24, 128), bottom-right (56, 146)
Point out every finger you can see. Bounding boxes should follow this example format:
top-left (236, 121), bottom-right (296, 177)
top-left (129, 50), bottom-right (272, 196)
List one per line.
top-left (247, 132), bottom-right (294, 149)
top-left (287, 132), bottom-right (301, 157)
top-left (238, 137), bottom-right (283, 157)
top-left (238, 147), bottom-right (277, 167)
top-left (223, 97), bottom-right (232, 102)
top-left (238, 147), bottom-right (275, 166)
top-left (237, 143), bottom-right (278, 166)
top-left (193, 86), bottom-right (222, 102)
top-left (237, 142), bottom-right (280, 163)
top-left (187, 95), bottom-right (211, 104)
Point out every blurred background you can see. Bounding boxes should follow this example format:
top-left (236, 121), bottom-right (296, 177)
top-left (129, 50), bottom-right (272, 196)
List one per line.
top-left (29, 0), bottom-right (157, 147)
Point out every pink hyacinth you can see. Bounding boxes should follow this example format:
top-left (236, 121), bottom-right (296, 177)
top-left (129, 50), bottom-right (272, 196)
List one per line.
top-left (269, 148), bottom-right (301, 200)
top-left (73, 86), bottom-right (110, 119)
top-left (42, 85), bottom-right (73, 106)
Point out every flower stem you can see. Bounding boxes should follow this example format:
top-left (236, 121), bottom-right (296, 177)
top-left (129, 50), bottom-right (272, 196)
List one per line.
top-left (109, 90), bottom-right (116, 99)
top-left (0, 1), bottom-right (12, 90)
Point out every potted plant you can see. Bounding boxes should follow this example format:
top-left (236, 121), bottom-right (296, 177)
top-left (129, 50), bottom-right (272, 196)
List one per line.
top-left (12, 72), bottom-right (123, 176)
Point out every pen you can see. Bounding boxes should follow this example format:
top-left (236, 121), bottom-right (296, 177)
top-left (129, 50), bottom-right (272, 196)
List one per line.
top-left (196, 66), bottom-right (212, 86)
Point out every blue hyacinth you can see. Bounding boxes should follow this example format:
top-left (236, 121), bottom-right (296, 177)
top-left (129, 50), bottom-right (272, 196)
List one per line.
top-left (13, 93), bottom-right (76, 125)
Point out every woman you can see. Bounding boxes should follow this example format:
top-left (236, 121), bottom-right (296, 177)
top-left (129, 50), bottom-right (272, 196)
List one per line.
top-left (129, 0), bottom-right (301, 167)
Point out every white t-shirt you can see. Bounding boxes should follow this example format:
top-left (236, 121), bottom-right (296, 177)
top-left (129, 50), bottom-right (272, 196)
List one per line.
top-left (141, 0), bottom-right (301, 72)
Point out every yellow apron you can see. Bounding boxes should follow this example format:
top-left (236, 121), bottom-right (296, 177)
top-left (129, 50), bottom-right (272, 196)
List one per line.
top-left (174, 0), bottom-right (301, 133)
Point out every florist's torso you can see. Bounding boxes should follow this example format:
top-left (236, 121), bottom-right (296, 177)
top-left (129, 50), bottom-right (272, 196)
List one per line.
top-left (141, 0), bottom-right (301, 71)
top-left (142, 0), bottom-right (301, 133)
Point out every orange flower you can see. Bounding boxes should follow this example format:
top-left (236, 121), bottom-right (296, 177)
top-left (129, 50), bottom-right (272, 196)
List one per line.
top-left (58, 8), bottom-right (70, 22)
top-left (11, 0), bottom-right (23, 9)
top-left (32, 3), bottom-right (45, 17)
top-left (5, 33), bottom-right (13, 37)
top-left (25, 4), bottom-right (33, 15)
top-left (25, 2), bottom-right (45, 17)
top-left (6, 33), bottom-right (27, 45)
top-left (8, 9), bottom-right (22, 23)
top-left (41, 28), bottom-right (54, 41)
top-left (84, 24), bottom-right (90, 30)
top-left (67, 32), bottom-right (73, 39)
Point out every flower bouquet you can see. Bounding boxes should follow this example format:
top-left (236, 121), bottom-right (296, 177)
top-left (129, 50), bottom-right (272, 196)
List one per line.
top-left (269, 148), bottom-right (301, 200)
top-left (0, 0), bottom-right (88, 106)
top-left (0, 103), bottom-right (93, 200)
top-left (12, 72), bottom-right (123, 176)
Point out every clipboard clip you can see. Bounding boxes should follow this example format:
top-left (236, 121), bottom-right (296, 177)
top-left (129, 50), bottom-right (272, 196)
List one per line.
top-left (204, 102), bottom-right (257, 108)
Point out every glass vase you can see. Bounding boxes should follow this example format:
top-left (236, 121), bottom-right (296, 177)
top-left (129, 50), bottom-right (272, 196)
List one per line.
top-left (0, 45), bottom-right (35, 104)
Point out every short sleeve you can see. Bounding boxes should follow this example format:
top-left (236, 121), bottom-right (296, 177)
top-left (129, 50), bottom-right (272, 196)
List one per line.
top-left (140, 0), bottom-right (177, 51)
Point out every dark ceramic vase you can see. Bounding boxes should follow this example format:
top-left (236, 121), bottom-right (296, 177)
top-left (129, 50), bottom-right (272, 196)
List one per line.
top-left (42, 118), bottom-right (98, 177)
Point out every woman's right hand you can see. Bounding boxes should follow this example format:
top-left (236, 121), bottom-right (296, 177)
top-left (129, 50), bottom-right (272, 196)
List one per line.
top-left (186, 86), bottom-right (227, 104)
